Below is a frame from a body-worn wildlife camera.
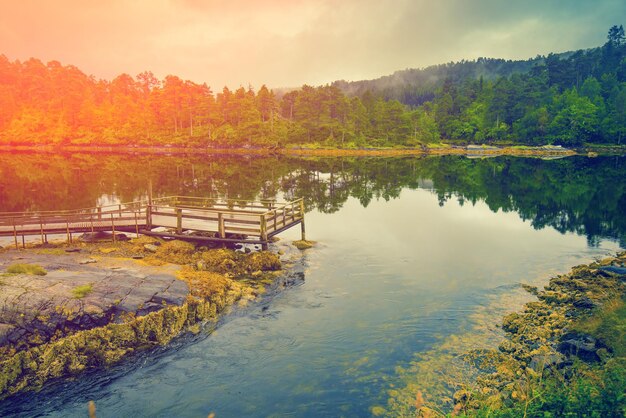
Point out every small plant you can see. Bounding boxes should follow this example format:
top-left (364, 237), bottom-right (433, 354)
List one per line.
top-left (6, 263), bottom-right (47, 276)
top-left (72, 284), bottom-right (93, 299)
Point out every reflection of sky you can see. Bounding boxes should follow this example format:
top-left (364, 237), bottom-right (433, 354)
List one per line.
top-left (294, 189), bottom-right (621, 291)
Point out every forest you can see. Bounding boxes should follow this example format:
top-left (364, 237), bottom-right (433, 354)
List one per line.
top-left (0, 26), bottom-right (624, 148)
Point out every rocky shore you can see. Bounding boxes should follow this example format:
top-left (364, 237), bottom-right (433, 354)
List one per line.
top-left (382, 252), bottom-right (625, 417)
top-left (452, 252), bottom-right (626, 416)
top-left (0, 236), bottom-right (306, 400)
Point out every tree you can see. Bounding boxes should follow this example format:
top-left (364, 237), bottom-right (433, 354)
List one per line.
top-left (608, 25), bottom-right (625, 47)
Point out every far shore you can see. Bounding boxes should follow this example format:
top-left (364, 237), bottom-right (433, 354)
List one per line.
top-left (0, 143), bottom-right (612, 158)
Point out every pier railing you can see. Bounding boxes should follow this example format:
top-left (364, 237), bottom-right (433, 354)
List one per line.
top-left (148, 196), bottom-right (304, 241)
top-left (0, 196), bottom-right (305, 248)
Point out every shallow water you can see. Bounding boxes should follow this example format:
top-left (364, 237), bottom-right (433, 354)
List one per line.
top-left (0, 154), bottom-right (624, 417)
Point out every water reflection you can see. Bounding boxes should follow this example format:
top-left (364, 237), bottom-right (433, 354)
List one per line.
top-left (0, 153), bottom-right (623, 417)
top-left (1, 152), bottom-right (624, 246)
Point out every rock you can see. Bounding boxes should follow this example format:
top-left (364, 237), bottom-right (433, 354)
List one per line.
top-left (292, 240), bottom-right (315, 250)
top-left (115, 233), bottom-right (129, 241)
top-left (65, 248), bottom-right (81, 253)
top-left (573, 297), bottom-right (596, 309)
top-left (557, 333), bottom-right (602, 362)
top-left (521, 283), bottom-right (538, 295)
top-left (144, 244), bottom-right (159, 252)
top-left (78, 258), bottom-right (97, 265)
top-left (0, 324), bottom-right (14, 346)
top-left (79, 231), bottom-right (114, 242)
top-left (136, 302), bottom-right (164, 316)
top-left (529, 352), bottom-right (565, 372)
top-left (598, 266), bottom-right (626, 276)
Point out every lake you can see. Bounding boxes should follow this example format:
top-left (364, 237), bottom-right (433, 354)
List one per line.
top-left (0, 153), bottom-right (624, 417)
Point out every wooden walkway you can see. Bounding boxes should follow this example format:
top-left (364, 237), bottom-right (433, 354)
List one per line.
top-left (0, 196), bottom-right (305, 249)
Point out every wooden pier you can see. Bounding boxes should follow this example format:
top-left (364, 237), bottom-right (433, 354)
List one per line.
top-left (0, 196), bottom-right (305, 250)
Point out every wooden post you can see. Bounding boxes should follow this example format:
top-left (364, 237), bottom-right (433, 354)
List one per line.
top-left (260, 214), bottom-right (268, 250)
top-left (12, 218), bottom-right (18, 249)
top-left (148, 179), bottom-right (153, 206)
top-left (40, 217), bottom-right (45, 244)
top-left (134, 211), bottom-right (139, 237)
top-left (111, 213), bottom-right (116, 242)
top-left (22, 235), bottom-right (25, 249)
top-left (118, 204), bottom-right (122, 218)
top-left (146, 204), bottom-right (152, 229)
top-left (90, 214), bottom-right (94, 233)
top-left (218, 212), bottom-right (225, 238)
top-left (66, 219), bottom-right (71, 243)
top-left (300, 199), bottom-right (306, 241)
top-left (273, 209), bottom-right (277, 231)
top-left (97, 207), bottom-right (102, 220)
top-left (176, 208), bottom-right (182, 234)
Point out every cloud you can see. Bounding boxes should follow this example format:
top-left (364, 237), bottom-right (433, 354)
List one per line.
top-left (0, 0), bottom-right (623, 89)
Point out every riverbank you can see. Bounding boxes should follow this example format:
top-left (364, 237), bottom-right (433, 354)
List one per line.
top-left (0, 143), bottom-right (587, 158)
top-left (398, 252), bottom-right (626, 416)
top-left (0, 237), bottom-right (308, 400)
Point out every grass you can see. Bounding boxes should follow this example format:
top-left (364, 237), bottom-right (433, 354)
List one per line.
top-left (425, 142), bottom-right (450, 149)
top-left (6, 263), bottom-right (47, 276)
top-left (33, 248), bottom-right (67, 256)
top-left (573, 296), bottom-right (626, 357)
top-left (466, 298), bottom-right (626, 417)
top-left (469, 359), bottom-right (626, 417)
top-left (71, 284), bottom-right (93, 299)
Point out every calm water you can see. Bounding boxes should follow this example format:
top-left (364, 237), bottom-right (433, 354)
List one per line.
top-left (0, 153), bottom-right (624, 417)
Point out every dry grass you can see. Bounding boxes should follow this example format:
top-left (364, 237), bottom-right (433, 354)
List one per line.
top-left (71, 284), bottom-right (93, 299)
top-left (6, 263), bottom-right (47, 276)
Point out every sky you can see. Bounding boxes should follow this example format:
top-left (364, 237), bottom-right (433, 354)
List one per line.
top-left (0, 0), bottom-right (624, 89)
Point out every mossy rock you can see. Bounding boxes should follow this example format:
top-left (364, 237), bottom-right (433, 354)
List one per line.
top-left (154, 240), bottom-right (196, 264)
top-left (242, 252), bottom-right (281, 272)
top-left (292, 240), bottom-right (315, 250)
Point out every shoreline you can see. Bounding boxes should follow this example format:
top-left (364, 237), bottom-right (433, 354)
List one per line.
top-left (0, 144), bottom-right (596, 158)
top-left (0, 237), bottom-right (309, 400)
top-left (394, 252), bottom-right (626, 416)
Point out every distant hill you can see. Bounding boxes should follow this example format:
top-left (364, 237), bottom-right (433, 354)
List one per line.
top-left (332, 51), bottom-right (578, 106)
